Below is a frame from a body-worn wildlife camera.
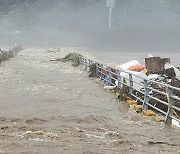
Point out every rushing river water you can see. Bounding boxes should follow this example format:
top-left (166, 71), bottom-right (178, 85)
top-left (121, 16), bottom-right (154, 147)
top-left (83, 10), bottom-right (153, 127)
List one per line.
top-left (0, 48), bottom-right (179, 154)
top-left (88, 50), bottom-right (180, 67)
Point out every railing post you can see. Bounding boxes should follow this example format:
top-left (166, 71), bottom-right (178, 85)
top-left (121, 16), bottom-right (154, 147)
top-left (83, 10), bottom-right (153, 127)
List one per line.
top-left (142, 79), bottom-right (149, 110)
top-left (78, 56), bottom-right (81, 65)
top-left (83, 57), bottom-right (85, 66)
top-left (80, 56), bottom-right (82, 65)
top-left (100, 64), bottom-right (103, 80)
top-left (89, 60), bottom-right (92, 65)
top-left (166, 86), bottom-right (175, 124)
top-left (96, 63), bottom-right (99, 77)
top-left (85, 58), bottom-right (87, 68)
top-left (117, 70), bottom-right (121, 88)
top-left (129, 74), bottom-right (133, 95)
top-left (86, 59), bottom-right (88, 67)
top-left (80, 56), bottom-right (83, 65)
top-left (108, 67), bottom-right (112, 85)
top-left (87, 59), bottom-right (89, 67)
top-left (88, 59), bottom-right (90, 66)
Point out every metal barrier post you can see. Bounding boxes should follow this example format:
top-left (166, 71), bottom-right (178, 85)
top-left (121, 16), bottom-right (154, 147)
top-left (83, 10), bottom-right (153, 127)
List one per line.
top-left (86, 59), bottom-right (89, 66)
top-left (143, 79), bottom-right (149, 110)
top-left (78, 56), bottom-right (81, 65)
top-left (101, 64), bottom-right (103, 79)
top-left (108, 67), bottom-right (112, 85)
top-left (87, 59), bottom-right (90, 66)
top-left (117, 70), bottom-right (121, 88)
top-left (82, 57), bottom-right (85, 66)
top-left (96, 63), bottom-right (99, 77)
top-left (88, 59), bottom-right (91, 66)
top-left (85, 58), bottom-right (87, 68)
top-left (89, 60), bottom-right (92, 65)
top-left (80, 56), bottom-right (83, 65)
top-left (129, 74), bottom-right (133, 95)
top-left (166, 86), bottom-right (175, 124)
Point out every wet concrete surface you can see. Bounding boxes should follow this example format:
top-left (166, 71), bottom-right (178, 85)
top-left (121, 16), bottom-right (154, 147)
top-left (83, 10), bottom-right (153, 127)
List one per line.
top-left (0, 48), bottom-right (180, 154)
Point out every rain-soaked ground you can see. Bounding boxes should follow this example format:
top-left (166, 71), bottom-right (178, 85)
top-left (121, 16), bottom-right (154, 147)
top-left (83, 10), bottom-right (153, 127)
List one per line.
top-left (0, 48), bottom-right (179, 154)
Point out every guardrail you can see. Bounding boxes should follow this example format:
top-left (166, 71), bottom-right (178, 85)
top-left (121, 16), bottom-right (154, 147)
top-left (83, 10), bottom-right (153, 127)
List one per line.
top-left (79, 55), bottom-right (180, 124)
top-left (0, 45), bottom-right (23, 63)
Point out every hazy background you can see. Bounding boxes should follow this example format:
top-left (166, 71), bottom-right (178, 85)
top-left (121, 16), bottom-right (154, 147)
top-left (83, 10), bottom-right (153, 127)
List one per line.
top-left (0, 0), bottom-right (180, 52)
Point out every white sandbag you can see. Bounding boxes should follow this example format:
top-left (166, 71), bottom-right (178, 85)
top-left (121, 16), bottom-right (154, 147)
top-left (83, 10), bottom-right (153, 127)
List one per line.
top-left (119, 72), bottom-right (129, 88)
top-left (148, 54), bottom-right (153, 58)
top-left (104, 85), bottom-right (116, 90)
top-left (172, 119), bottom-right (180, 127)
top-left (148, 74), bottom-right (159, 80)
top-left (120, 71), bottom-right (148, 91)
top-left (116, 60), bottom-right (140, 72)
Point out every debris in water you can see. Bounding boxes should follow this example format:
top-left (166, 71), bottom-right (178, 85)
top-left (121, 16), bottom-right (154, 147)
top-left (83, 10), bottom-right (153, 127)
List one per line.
top-left (148, 141), bottom-right (177, 146)
top-left (25, 130), bottom-right (44, 136)
top-left (50, 52), bottom-right (81, 67)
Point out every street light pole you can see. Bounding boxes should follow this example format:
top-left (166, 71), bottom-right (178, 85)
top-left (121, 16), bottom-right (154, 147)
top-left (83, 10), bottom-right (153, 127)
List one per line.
top-left (109, 7), bottom-right (112, 29)
top-left (106, 0), bottom-right (115, 29)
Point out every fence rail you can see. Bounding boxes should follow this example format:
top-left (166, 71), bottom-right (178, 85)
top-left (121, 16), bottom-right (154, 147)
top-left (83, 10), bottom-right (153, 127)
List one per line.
top-left (79, 55), bottom-right (180, 124)
top-left (0, 45), bottom-right (23, 63)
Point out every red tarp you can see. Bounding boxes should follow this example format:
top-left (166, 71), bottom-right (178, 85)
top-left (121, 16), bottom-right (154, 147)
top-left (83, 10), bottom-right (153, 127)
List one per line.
top-left (128, 64), bottom-right (145, 72)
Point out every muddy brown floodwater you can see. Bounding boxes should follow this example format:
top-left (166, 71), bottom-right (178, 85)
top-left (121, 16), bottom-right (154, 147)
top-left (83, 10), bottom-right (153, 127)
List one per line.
top-left (0, 48), bottom-right (179, 154)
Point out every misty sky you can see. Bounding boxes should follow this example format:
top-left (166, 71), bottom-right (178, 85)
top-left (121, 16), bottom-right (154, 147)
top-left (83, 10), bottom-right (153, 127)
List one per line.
top-left (0, 0), bottom-right (180, 52)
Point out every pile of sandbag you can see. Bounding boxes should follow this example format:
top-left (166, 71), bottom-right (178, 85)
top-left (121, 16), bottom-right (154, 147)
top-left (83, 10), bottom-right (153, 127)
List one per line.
top-left (114, 54), bottom-right (179, 116)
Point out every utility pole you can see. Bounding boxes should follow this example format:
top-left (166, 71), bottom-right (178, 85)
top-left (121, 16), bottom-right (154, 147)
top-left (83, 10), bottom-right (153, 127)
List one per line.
top-left (106, 0), bottom-right (115, 29)
top-left (15, 30), bottom-right (21, 46)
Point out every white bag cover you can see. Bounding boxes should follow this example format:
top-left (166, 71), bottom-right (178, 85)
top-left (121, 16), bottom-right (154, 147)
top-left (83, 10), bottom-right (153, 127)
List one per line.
top-left (116, 60), bottom-right (140, 72)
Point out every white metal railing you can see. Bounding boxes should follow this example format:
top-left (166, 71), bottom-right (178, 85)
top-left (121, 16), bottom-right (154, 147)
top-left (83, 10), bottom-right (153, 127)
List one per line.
top-left (0, 45), bottom-right (23, 63)
top-left (79, 55), bottom-right (180, 124)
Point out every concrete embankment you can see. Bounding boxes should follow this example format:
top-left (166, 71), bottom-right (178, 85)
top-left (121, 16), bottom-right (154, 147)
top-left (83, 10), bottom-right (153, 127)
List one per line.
top-left (0, 45), bottom-right (23, 63)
